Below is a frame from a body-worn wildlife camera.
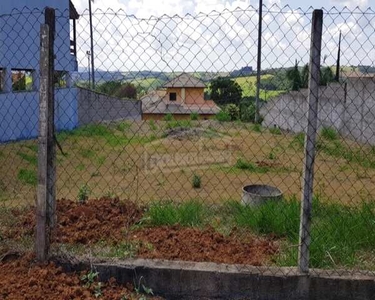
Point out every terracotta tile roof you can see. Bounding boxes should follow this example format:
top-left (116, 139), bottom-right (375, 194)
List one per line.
top-left (163, 73), bottom-right (206, 88)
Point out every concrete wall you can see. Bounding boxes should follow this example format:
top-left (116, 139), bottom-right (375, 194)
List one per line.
top-left (78, 88), bottom-right (142, 126)
top-left (58, 258), bottom-right (375, 300)
top-left (0, 88), bottom-right (78, 142)
top-left (262, 78), bottom-right (375, 145)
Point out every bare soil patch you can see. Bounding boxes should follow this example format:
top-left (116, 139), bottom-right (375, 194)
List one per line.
top-left (5, 198), bottom-right (143, 244)
top-left (3, 199), bottom-right (279, 266)
top-left (133, 225), bottom-right (279, 266)
top-left (0, 253), bottom-right (160, 300)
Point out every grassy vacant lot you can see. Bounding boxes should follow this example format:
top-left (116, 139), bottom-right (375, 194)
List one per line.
top-left (1, 119), bottom-right (375, 269)
top-left (4, 120), bottom-right (375, 203)
top-left (1, 119), bottom-right (375, 207)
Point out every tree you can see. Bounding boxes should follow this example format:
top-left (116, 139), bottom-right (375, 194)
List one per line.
top-left (114, 82), bottom-right (138, 99)
top-left (95, 80), bottom-right (122, 96)
top-left (320, 67), bottom-right (334, 86)
top-left (301, 64), bottom-right (309, 89)
top-left (286, 61), bottom-right (302, 91)
top-left (210, 77), bottom-right (243, 106)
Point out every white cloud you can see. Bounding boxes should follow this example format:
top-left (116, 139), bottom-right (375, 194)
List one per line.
top-left (69, 0), bottom-right (375, 73)
top-left (330, 0), bottom-right (369, 8)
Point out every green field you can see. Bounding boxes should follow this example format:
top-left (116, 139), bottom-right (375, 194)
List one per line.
top-left (234, 75), bottom-right (285, 100)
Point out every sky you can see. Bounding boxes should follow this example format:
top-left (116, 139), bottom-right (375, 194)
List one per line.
top-left (72, 0), bottom-right (375, 17)
top-left (69, 0), bottom-right (375, 73)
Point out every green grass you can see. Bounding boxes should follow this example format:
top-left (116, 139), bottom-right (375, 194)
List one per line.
top-left (116, 121), bottom-right (131, 132)
top-left (269, 127), bottom-right (282, 135)
top-left (79, 148), bottom-right (95, 159)
top-left (319, 139), bottom-right (375, 170)
top-left (321, 127), bottom-right (338, 141)
top-left (224, 197), bottom-right (300, 240)
top-left (96, 156), bottom-right (106, 166)
top-left (16, 151), bottom-right (37, 166)
top-left (146, 200), bottom-right (207, 227)
top-left (165, 120), bottom-right (192, 130)
top-left (163, 113), bottom-right (173, 122)
top-left (290, 132), bottom-right (305, 149)
top-left (76, 163), bottom-right (85, 171)
top-left (58, 124), bottom-right (156, 147)
top-left (17, 169), bottom-right (37, 186)
top-left (190, 112), bottom-right (199, 121)
top-left (149, 120), bottom-right (157, 131)
top-left (131, 77), bottom-right (165, 92)
top-left (144, 196), bottom-right (375, 269)
top-left (250, 123), bottom-right (262, 132)
top-left (234, 158), bottom-right (268, 173)
top-left (25, 144), bottom-right (38, 152)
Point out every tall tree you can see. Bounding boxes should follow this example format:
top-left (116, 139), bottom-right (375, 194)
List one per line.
top-left (210, 77), bottom-right (243, 106)
top-left (286, 60), bottom-right (302, 91)
top-left (301, 64), bottom-right (309, 89)
top-left (320, 67), bottom-right (334, 86)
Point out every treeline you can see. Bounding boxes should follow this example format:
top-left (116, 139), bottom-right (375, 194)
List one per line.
top-left (77, 80), bottom-right (143, 99)
top-left (260, 63), bottom-right (335, 92)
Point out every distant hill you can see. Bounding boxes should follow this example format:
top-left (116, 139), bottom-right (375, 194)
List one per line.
top-left (230, 66), bottom-right (254, 77)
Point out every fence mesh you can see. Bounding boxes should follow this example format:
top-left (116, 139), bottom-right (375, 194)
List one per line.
top-left (1, 4), bottom-right (375, 277)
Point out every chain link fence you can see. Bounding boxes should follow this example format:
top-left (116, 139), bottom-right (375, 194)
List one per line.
top-left (1, 4), bottom-right (375, 277)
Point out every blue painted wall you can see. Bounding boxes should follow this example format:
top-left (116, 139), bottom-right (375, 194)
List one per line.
top-left (0, 88), bottom-right (79, 143)
top-left (0, 0), bottom-right (77, 72)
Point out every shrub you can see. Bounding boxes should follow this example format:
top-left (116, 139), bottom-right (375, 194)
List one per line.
top-left (234, 158), bottom-right (256, 171)
top-left (192, 174), bottom-right (201, 189)
top-left (251, 123), bottom-right (262, 132)
top-left (225, 104), bottom-right (240, 121)
top-left (163, 113), bottom-right (173, 121)
top-left (190, 112), bottom-right (199, 121)
top-left (78, 184), bottom-right (90, 203)
top-left (149, 120), bottom-right (157, 131)
top-left (269, 127), bottom-right (282, 135)
top-left (321, 127), bottom-right (338, 141)
top-left (215, 110), bottom-right (231, 122)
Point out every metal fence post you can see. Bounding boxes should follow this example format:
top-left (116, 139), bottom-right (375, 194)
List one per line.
top-left (36, 7), bottom-right (55, 262)
top-left (298, 9), bottom-right (323, 274)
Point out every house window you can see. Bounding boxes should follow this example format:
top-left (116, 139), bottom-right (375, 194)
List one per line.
top-left (169, 92), bottom-right (177, 101)
top-left (11, 69), bottom-right (33, 92)
top-left (0, 68), bottom-right (4, 92)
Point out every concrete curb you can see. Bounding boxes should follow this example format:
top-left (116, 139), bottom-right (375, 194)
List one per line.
top-left (55, 258), bottom-right (375, 300)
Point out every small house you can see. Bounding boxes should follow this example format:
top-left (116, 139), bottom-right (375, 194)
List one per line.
top-left (141, 73), bottom-right (220, 120)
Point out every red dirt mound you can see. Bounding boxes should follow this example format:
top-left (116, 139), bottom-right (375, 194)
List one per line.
top-left (6, 198), bottom-right (143, 244)
top-left (0, 253), bottom-right (161, 300)
top-left (133, 226), bottom-right (279, 266)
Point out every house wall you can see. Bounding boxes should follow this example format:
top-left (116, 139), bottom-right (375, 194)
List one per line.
top-left (185, 88), bottom-right (205, 105)
top-left (165, 87), bottom-right (205, 105)
top-left (165, 88), bottom-right (183, 103)
top-left (0, 88), bottom-right (78, 142)
top-left (78, 88), bottom-right (142, 126)
top-left (261, 78), bottom-right (375, 145)
top-left (0, 0), bottom-right (76, 72)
